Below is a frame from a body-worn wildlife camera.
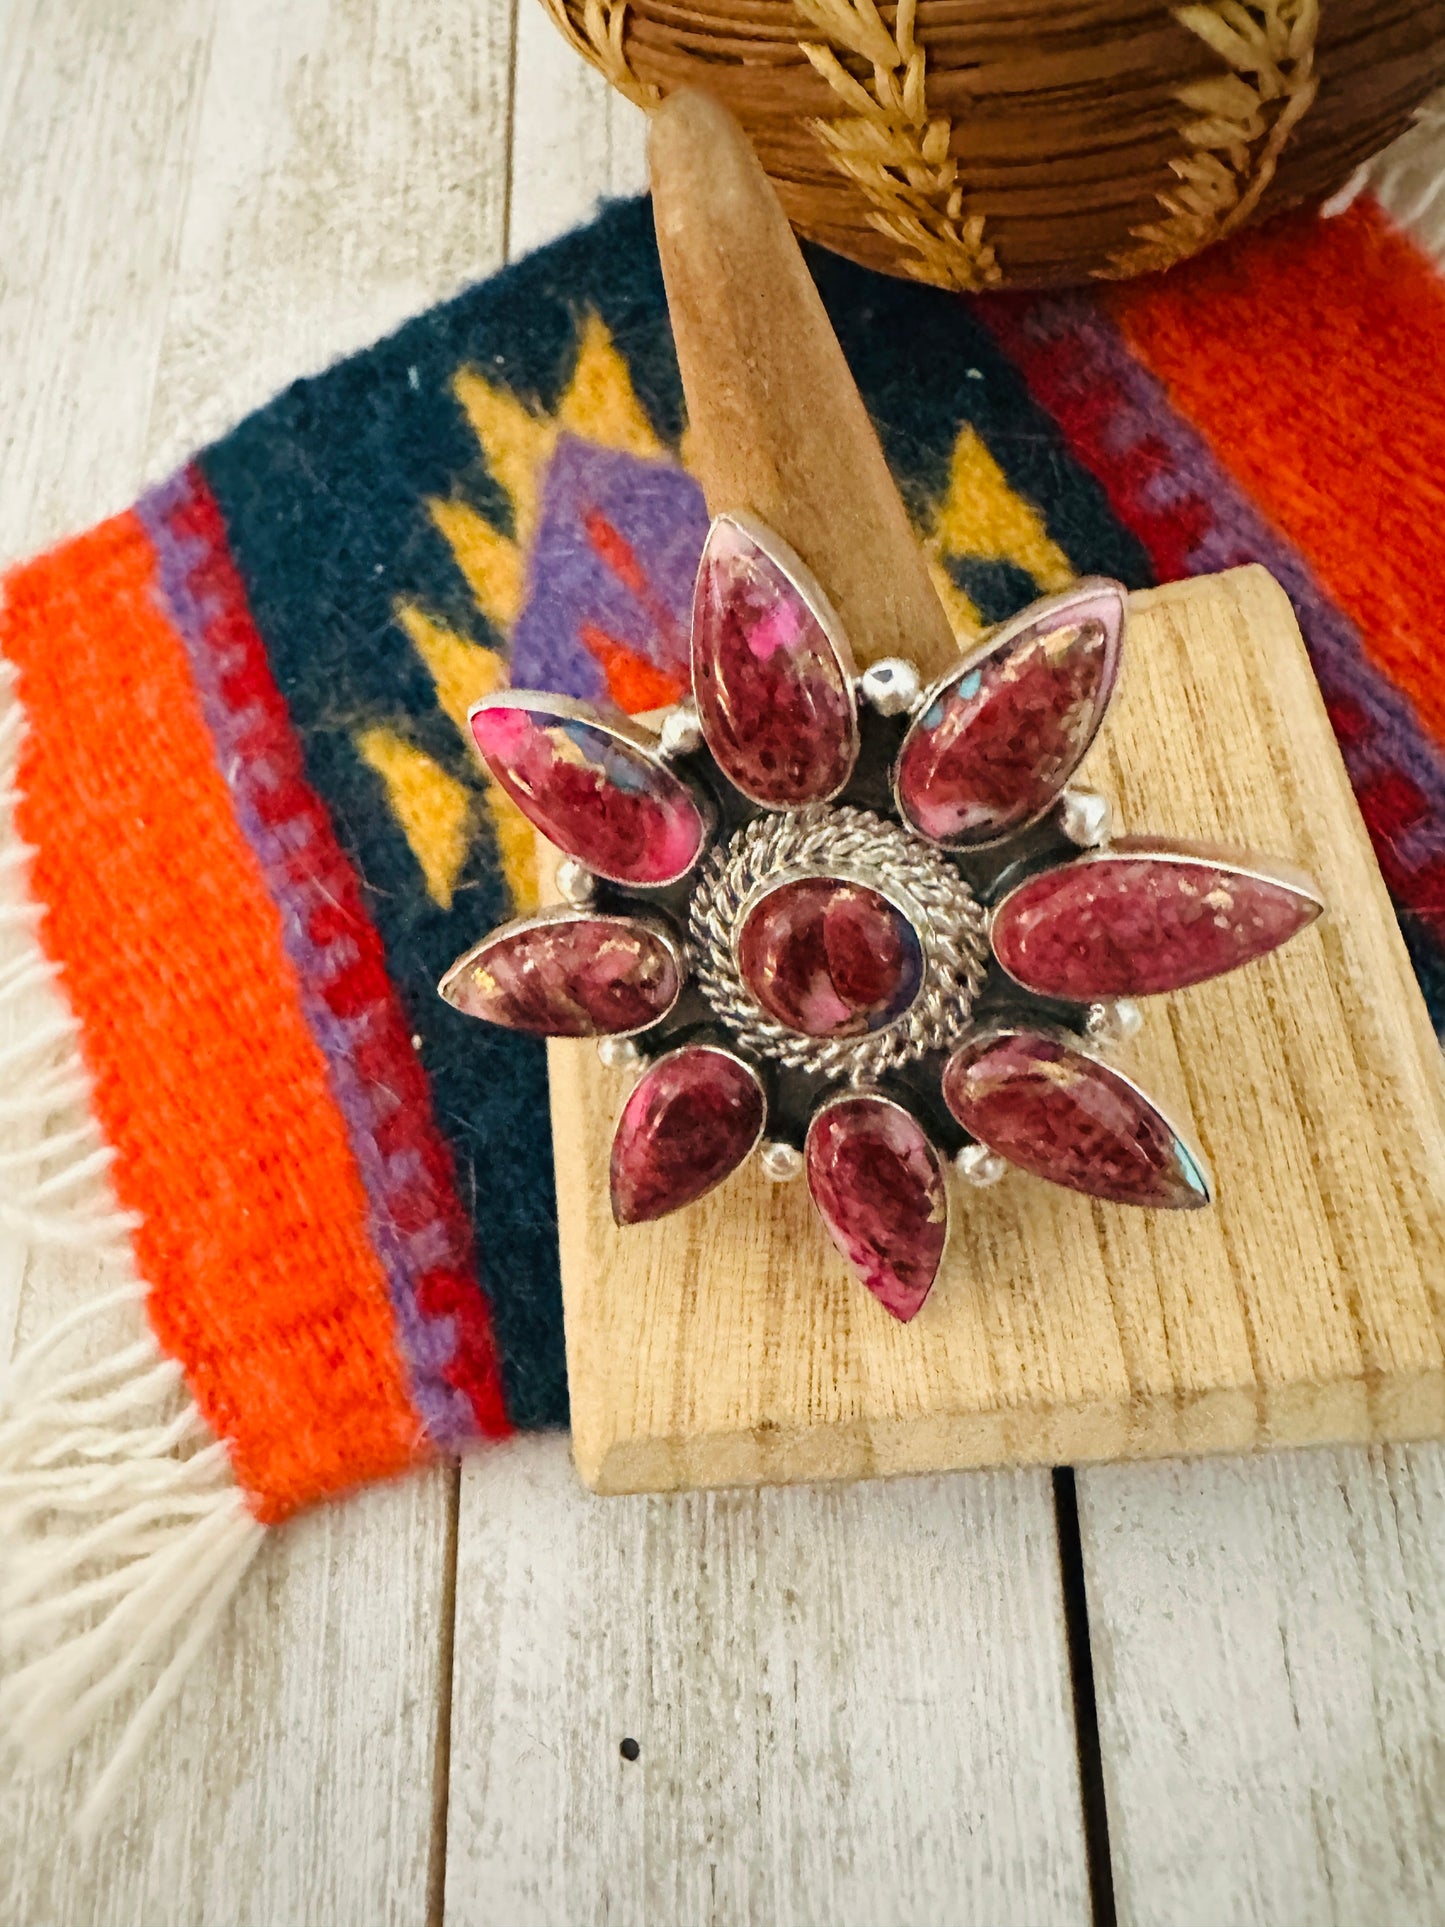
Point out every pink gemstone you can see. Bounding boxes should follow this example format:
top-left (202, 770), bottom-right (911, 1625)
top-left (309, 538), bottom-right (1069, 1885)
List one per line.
top-left (610, 1047), bottom-right (765, 1224)
top-left (805, 1096), bottom-right (948, 1321)
top-left (440, 914), bottom-right (681, 1036)
top-left (943, 1030), bottom-right (1209, 1208)
top-left (896, 582), bottom-right (1124, 846)
top-left (692, 516), bottom-right (858, 805)
top-left (470, 698), bottom-right (707, 885)
top-left (737, 876), bottom-right (924, 1038)
top-left (991, 840), bottom-right (1323, 998)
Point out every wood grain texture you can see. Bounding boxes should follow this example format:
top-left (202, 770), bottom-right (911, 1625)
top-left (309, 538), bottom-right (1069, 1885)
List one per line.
top-left (1079, 1444), bottom-right (1445, 1927)
top-left (146, 0), bottom-right (518, 476)
top-left (508, 0), bottom-right (647, 260)
top-left (444, 1433), bottom-right (1090, 1927)
top-left (557, 566), bottom-right (1445, 1494)
top-left (0, 0), bottom-right (515, 1915)
top-left (0, 0), bottom-right (219, 559)
top-left (0, 1478), bottom-right (455, 1927)
top-left (650, 89), bottom-right (961, 678)
top-left (5, 5), bottom-right (1445, 1922)
top-left (443, 54), bottom-right (1090, 1927)
top-left (1070, 124), bottom-right (1445, 1927)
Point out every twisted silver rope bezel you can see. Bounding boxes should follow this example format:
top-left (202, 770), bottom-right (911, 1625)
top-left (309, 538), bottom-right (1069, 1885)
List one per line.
top-left (687, 804), bottom-right (989, 1082)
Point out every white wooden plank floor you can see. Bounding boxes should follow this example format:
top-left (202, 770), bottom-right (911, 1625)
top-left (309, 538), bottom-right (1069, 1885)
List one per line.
top-left (1079, 1447), bottom-right (1445, 1927)
top-left (1, 7), bottom-right (1442, 1922)
top-left (446, 1441), bottom-right (1087, 1926)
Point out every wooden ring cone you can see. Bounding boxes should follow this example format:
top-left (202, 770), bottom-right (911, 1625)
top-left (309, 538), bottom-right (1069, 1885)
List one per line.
top-left (649, 88), bottom-right (962, 683)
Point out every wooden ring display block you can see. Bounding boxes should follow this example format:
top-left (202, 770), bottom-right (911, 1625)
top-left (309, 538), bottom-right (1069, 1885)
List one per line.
top-left (551, 566), bottom-right (1445, 1494)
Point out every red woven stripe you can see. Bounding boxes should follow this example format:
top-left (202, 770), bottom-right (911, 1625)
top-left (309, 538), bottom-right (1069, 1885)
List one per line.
top-left (1107, 203), bottom-right (1445, 753)
top-left (982, 219), bottom-right (1445, 971)
top-left (167, 474), bottom-right (511, 1444)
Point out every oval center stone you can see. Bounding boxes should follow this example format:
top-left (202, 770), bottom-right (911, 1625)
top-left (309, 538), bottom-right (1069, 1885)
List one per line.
top-left (737, 876), bottom-right (924, 1039)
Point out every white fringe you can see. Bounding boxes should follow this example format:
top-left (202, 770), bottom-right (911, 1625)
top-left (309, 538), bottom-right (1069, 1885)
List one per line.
top-left (0, 648), bottom-right (264, 1836)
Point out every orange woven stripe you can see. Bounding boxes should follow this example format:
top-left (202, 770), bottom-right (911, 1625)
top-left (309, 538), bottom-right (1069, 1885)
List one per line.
top-left (1107, 203), bottom-right (1445, 748)
top-left (2, 513), bottom-right (425, 1521)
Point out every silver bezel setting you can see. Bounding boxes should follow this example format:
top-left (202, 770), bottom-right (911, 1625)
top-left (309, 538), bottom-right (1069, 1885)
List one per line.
top-left (466, 688), bottom-right (716, 889)
top-left (988, 836), bottom-right (1327, 994)
top-left (611, 1042), bottom-right (769, 1206)
top-left (892, 578), bottom-right (1126, 853)
top-left (946, 1023), bottom-right (1214, 1206)
top-left (805, 1085), bottom-right (953, 1259)
top-left (691, 511), bottom-right (861, 811)
top-left (440, 499), bottom-right (1329, 1259)
top-left (439, 904), bottom-right (687, 1039)
top-left (688, 804), bottom-right (989, 1082)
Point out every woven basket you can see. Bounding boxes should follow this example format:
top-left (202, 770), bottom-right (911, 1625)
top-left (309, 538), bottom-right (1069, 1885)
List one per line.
top-left (540, 0), bottom-right (1445, 289)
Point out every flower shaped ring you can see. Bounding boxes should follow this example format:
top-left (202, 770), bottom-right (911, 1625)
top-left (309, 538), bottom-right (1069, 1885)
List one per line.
top-left (441, 514), bottom-right (1323, 1321)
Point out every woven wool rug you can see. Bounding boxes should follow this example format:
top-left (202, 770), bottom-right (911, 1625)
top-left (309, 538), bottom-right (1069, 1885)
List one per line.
top-left (4, 174), bottom-right (1445, 1810)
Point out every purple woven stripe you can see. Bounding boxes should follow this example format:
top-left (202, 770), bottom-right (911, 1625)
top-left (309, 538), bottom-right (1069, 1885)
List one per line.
top-left (1012, 293), bottom-right (1445, 873)
top-left (138, 469), bottom-right (477, 1449)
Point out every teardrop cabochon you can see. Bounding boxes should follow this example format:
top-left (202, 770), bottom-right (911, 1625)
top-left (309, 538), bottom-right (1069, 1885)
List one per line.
top-left (804, 1090), bottom-right (950, 1321)
top-left (468, 691), bottom-right (713, 887)
top-left (990, 837), bottom-right (1326, 1001)
top-left (691, 512), bottom-right (860, 808)
top-left (610, 1044), bottom-right (768, 1225)
top-left (943, 1027), bottom-right (1212, 1210)
top-left (439, 906), bottom-right (685, 1038)
top-left (894, 579), bottom-right (1126, 849)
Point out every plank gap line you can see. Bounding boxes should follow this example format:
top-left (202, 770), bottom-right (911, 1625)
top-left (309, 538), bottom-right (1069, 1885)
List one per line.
top-left (1053, 1467), bottom-right (1120, 1927)
top-left (429, 1459), bottom-right (464, 1927)
top-left (500, 0), bottom-right (521, 267)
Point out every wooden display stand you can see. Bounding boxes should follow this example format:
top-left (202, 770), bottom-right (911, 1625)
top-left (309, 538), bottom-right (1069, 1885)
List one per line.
top-left (548, 94), bottom-right (1445, 1492)
top-left (552, 565), bottom-right (1445, 1493)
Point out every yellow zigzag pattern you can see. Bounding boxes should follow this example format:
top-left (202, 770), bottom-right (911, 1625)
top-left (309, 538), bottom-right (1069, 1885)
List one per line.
top-left (924, 426), bottom-right (1074, 643)
top-left (395, 607), bottom-right (540, 915)
top-left (363, 311), bottom-right (1078, 916)
top-left (355, 727), bottom-right (472, 913)
top-left (363, 314), bottom-right (666, 914)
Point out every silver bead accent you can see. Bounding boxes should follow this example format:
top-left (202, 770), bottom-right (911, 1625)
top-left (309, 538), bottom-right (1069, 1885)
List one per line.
top-left (658, 698), bottom-right (704, 759)
top-left (596, 1036), bottom-right (645, 1073)
top-left (1085, 998), bottom-right (1143, 1047)
top-left (1059, 788), bottom-right (1113, 848)
top-left (955, 1143), bottom-right (1008, 1187)
top-left (858, 657), bottom-right (923, 717)
top-left (759, 1140), bottom-right (804, 1183)
top-left (556, 858), bottom-right (596, 907)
